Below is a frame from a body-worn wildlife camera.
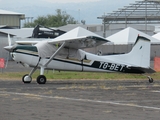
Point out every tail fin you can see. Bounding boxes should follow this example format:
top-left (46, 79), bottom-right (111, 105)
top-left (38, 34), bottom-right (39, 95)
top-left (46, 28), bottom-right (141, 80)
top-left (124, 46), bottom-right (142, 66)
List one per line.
top-left (124, 36), bottom-right (151, 68)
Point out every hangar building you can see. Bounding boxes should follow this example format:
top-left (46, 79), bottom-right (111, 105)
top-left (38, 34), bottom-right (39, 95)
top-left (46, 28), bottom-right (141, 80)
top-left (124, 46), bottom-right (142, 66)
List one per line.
top-left (0, 9), bottom-right (25, 59)
top-left (0, 9), bottom-right (25, 29)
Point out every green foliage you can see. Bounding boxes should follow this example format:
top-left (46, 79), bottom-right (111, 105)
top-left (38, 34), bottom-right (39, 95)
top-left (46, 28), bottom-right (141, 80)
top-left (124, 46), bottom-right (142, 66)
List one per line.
top-left (23, 9), bottom-right (78, 28)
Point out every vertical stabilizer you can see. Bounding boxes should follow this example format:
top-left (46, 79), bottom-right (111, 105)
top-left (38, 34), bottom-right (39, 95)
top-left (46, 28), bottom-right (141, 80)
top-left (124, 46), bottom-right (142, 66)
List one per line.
top-left (122, 36), bottom-right (151, 68)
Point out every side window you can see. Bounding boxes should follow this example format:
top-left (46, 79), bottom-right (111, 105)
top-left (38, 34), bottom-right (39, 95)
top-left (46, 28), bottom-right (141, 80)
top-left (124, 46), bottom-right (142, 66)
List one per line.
top-left (13, 45), bottom-right (38, 53)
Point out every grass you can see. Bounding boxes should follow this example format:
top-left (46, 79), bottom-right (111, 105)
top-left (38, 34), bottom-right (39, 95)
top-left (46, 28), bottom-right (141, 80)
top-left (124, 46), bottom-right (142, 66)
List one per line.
top-left (0, 70), bottom-right (159, 81)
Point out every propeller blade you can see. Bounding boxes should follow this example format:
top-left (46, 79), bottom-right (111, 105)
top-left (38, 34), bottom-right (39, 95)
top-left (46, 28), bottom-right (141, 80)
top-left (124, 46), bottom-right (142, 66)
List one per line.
top-left (4, 34), bottom-right (14, 68)
top-left (8, 34), bottom-right (12, 46)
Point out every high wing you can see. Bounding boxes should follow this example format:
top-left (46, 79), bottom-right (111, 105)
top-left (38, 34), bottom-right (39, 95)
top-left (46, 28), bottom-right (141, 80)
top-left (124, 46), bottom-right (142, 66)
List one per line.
top-left (49, 36), bottom-right (109, 49)
top-left (47, 27), bottom-right (110, 49)
top-left (35, 27), bottom-right (110, 58)
top-left (15, 27), bottom-right (109, 48)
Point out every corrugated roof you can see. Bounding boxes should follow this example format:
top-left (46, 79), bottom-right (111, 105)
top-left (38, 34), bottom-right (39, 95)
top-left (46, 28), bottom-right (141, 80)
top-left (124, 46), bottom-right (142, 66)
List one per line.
top-left (0, 28), bottom-right (33, 38)
top-left (0, 9), bottom-right (24, 15)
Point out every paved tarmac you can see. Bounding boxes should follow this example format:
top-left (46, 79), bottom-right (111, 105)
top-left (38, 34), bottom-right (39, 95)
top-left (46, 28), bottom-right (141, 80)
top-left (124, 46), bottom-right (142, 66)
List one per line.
top-left (0, 79), bottom-right (160, 120)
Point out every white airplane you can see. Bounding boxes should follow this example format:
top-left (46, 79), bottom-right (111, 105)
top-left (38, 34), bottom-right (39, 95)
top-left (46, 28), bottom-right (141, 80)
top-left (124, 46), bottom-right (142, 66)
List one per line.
top-left (4, 27), bottom-right (155, 84)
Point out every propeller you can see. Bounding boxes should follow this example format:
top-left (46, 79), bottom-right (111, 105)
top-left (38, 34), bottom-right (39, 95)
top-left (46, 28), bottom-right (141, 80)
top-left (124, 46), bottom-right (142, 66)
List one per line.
top-left (4, 34), bottom-right (13, 68)
top-left (4, 34), bottom-right (13, 52)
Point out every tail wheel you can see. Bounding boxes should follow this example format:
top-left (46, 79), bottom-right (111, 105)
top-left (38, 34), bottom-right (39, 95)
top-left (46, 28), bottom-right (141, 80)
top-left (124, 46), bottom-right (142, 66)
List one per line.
top-left (37, 75), bottom-right (46, 84)
top-left (22, 74), bottom-right (32, 83)
top-left (149, 78), bottom-right (153, 83)
top-left (148, 76), bottom-right (153, 83)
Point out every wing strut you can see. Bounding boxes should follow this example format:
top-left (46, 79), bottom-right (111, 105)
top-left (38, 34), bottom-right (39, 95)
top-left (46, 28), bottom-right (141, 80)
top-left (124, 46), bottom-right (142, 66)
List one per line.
top-left (43, 42), bottom-right (66, 67)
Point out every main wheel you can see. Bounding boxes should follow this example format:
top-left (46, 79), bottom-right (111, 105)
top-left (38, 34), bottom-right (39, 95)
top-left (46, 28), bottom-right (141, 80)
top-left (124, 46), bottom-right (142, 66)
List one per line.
top-left (37, 75), bottom-right (46, 84)
top-left (22, 74), bottom-right (32, 83)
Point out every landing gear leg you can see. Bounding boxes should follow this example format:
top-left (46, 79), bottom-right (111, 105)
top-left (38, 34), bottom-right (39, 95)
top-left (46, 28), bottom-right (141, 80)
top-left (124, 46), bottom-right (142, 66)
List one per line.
top-left (35, 42), bottom-right (65, 84)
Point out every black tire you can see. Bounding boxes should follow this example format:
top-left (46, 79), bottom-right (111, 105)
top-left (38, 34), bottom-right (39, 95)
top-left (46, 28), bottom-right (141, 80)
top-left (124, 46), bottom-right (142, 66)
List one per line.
top-left (149, 78), bottom-right (153, 83)
top-left (22, 74), bottom-right (32, 83)
top-left (37, 75), bottom-right (46, 84)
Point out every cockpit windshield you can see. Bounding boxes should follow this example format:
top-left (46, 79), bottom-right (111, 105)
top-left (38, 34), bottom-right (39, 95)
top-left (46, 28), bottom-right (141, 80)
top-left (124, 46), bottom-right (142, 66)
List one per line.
top-left (13, 45), bottom-right (38, 56)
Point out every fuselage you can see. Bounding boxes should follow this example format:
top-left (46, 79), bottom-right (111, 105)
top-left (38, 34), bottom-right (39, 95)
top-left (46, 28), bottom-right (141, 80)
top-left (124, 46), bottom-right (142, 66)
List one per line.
top-left (11, 45), bottom-right (145, 74)
top-left (3, 34), bottom-right (155, 84)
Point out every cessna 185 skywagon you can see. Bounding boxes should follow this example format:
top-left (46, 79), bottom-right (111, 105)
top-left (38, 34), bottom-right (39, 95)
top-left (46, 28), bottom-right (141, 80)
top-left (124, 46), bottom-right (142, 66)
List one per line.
top-left (4, 27), bottom-right (155, 84)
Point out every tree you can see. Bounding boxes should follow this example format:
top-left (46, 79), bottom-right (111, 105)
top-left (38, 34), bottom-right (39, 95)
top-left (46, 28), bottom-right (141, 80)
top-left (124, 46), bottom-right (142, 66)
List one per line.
top-left (23, 9), bottom-right (78, 28)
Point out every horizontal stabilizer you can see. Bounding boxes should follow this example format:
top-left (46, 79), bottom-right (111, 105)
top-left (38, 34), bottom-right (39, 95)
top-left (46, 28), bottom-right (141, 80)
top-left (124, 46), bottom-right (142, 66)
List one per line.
top-left (126, 66), bottom-right (155, 73)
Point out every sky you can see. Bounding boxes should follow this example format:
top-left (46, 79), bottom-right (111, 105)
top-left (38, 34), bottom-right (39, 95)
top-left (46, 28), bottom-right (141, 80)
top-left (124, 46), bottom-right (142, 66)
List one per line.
top-left (0, 0), bottom-right (138, 25)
